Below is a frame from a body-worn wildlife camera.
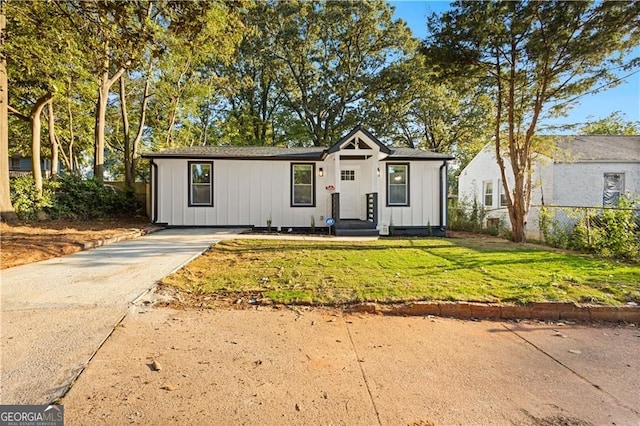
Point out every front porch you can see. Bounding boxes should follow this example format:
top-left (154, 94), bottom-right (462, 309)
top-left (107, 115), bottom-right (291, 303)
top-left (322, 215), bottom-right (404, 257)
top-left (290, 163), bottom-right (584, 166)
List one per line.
top-left (331, 192), bottom-right (379, 236)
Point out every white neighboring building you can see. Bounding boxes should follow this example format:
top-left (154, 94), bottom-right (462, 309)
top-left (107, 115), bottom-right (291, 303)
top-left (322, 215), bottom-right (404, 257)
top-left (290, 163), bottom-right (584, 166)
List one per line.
top-left (143, 126), bottom-right (453, 236)
top-left (458, 135), bottom-right (640, 238)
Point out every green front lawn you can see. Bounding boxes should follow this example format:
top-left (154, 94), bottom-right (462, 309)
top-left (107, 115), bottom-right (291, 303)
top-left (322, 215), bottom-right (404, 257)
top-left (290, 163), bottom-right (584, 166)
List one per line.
top-left (161, 237), bottom-right (640, 306)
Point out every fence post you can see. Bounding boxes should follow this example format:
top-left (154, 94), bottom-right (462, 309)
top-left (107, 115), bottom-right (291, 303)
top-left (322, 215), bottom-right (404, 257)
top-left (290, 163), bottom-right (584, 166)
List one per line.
top-left (585, 207), bottom-right (590, 245)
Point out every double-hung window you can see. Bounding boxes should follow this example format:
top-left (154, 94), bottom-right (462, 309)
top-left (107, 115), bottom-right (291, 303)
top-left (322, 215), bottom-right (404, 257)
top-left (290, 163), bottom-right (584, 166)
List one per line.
top-left (291, 163), bottom-right (315, 207)
top-left (483, 180), bottom-right (493, 207)
top-left (387, 164), bottom-right (409, 206)
top-left (498, 179), bottom-right (507, 207)
top-left (603, 173), bottom-right (624, 207)
top-left (188, 161), bottom-right (213, 207)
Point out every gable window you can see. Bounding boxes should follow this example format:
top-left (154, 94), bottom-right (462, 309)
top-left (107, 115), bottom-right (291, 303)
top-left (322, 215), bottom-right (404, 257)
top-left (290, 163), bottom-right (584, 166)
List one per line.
top-left (188, 161), bottom-right (213, 207)
top-left (387, 163), bottom-right (409, 206)
top-left (498, 180), bottom-right (507, 207)
top-left (483, 180), bottom-right (493, 207)
top-left (291, 163), bottom-right (315, 207)
top-left (603, 173), bottom-right (624, 207)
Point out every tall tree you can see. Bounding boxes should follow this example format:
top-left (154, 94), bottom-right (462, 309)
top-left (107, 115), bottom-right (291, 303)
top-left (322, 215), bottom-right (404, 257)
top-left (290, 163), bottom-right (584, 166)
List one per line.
top-left (265, 0), bottom-right (416, 146)
top-left (69, 0), bottom-right (157, 181)
top-left (367, 54), bottom-right (493, 169)
top-left (4, 0), bottom-right (81, 197)
top-left (426, 1), bottom-right (640, 242)
top-left (0, 0), bottom-right (17, 221)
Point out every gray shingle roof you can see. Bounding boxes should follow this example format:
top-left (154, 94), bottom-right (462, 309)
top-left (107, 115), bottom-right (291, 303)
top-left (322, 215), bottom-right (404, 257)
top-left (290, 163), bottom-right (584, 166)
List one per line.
top-left (143, 146), bottom-right (325, 160)
top-left (553, 135), bottom-right (640, 162)
top-left (142, 145), bottom-right (453, 161)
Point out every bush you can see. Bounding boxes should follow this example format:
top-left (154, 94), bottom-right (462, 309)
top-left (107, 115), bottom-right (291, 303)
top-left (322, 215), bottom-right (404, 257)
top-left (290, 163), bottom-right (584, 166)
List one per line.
top-left (539, 197), bottom-right (640, 262)
top-left (10, 174), bottom-right (142, 221)
top-left (9, 176), bottom-right (59, 220)
top-left (571, 197), bottom-right (639, 261)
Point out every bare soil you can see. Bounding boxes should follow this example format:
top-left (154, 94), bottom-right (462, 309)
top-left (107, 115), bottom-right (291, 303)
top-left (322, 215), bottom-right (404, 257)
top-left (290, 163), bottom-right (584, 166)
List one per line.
top-left (0, 218), bottom-right (152, 269)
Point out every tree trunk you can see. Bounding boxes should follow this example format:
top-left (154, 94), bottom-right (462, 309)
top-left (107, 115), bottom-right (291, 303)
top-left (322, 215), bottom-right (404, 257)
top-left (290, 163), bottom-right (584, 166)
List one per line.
top-left (119, 74), bottom-right (132, 187)
top-left (119, 71), bottom-right (150, 189)
top-left (47, 102), bottom-right (58, 176)
top-left (0, 4), bottom-right (18, 221)
top-left (30, 93), bottom-right (53, 198)
top-left (94, 38), bottom-right (127, 182)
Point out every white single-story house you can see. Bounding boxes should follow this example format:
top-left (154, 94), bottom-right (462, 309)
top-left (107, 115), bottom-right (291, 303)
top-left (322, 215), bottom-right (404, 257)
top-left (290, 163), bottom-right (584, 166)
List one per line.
top-left (143, 126), bottom-right (453, 236)
top-left (458, 135), bottom-right (640, 238)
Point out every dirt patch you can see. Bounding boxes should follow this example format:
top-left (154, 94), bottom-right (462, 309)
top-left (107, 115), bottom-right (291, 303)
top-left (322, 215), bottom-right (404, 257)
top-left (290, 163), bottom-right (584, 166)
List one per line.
top-left (1, 218), bottom-right (154, 269)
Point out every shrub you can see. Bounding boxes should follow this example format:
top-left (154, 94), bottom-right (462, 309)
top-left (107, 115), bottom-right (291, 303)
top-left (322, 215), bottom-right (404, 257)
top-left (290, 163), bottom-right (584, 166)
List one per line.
top-left (9, 176), bottom-right (59, 220)
top-left (10, 174), bottom-right (142, 221)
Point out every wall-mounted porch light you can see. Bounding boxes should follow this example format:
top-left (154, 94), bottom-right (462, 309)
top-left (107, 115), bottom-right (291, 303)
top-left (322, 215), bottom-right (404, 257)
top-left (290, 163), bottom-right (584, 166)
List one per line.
top-left (318, 167), bottom-right (324, 177)
top-left (377, 167), bottom-right (381, 177)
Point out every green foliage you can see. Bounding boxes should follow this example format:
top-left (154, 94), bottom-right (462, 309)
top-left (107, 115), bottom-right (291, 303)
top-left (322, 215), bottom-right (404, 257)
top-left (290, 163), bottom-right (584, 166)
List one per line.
top-left (9, 176), bottom-right (58, 220)
top-left (9, 175), bottom-right (141, 221)
top-left (580, 111), bottom-right (640, 135)
top-left (540, 198), bottom-right (640, 262)
top-left (51, 175), bottom-right (141, 220)
top-left (448, 198), bottom-right (487, 233)
top-left (426, 1), bottom-right (640, 243)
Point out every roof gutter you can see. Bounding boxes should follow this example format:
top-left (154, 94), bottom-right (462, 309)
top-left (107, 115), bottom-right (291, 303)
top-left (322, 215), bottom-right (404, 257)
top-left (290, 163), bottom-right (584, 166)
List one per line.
top-left (439, 160), bottom-right (448, 231)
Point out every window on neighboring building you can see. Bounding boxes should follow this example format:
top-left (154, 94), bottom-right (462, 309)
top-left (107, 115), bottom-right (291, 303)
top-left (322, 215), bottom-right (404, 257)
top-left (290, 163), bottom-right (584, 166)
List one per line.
top-left (341, 170), bottom-right (355, 181)
top-left (498, 180), bottom-right (508, 207)
top-left (9, 158), bottom-right (21, 170)
top-left (188, 161), bottom-right (213, 207)
top-left (387, 163), bottom-right (409, 206)
top-left (603, 173), bottom-right (624, 207)
top-left (483, 180), bottom-right (493, 207)
top-left (291, 163), bottom-right (315, 207)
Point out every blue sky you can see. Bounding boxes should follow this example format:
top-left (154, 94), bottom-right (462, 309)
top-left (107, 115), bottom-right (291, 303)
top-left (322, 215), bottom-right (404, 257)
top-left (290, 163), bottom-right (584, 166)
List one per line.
top-left (390, 1), bottom-right (640, 131)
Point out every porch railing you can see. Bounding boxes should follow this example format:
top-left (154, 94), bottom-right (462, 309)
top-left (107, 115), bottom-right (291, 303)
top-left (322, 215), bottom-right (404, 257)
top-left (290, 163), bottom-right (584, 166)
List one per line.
top-left (366, 192), bottom-right (378, 224)
top-left (331, 192), bottom-right (340, 226)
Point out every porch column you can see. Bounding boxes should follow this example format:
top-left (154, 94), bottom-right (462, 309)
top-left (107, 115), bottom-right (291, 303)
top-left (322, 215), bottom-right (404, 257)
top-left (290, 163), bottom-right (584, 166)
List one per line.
top-left (334, 153), bottom-right (341, 194)
top-left (371, 156), bottom-right (379, 194)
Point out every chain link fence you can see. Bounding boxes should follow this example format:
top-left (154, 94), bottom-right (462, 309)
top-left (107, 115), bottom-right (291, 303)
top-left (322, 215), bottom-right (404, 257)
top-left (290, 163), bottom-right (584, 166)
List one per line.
top-left (448, 201), bottom-right (639, 261)
top-left (535, 205), bottom-right (640, 261)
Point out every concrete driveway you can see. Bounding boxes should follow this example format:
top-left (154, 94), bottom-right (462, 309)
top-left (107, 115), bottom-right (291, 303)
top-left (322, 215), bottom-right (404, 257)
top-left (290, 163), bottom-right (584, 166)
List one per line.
top-left (0, 228), bottom-right (245, 404)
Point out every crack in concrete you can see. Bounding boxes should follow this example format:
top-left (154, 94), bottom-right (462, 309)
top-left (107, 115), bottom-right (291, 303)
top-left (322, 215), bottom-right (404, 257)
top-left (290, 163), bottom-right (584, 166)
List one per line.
top-left (344, 320), bottom-right (382, 426)
top-left (502, 323), bottom-right (640, 416)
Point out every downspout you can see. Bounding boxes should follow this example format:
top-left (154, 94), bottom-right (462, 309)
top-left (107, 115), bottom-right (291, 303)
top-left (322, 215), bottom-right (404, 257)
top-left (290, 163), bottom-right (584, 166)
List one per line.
top-left (439, 160), bottom-right (448, 232)
top-left (150, 159), bottom-right (158, 224)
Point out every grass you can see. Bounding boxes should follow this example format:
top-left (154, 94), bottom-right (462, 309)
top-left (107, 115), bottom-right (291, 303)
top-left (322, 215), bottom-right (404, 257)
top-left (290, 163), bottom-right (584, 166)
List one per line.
top-left (161, 237), bottom-right (640, 306)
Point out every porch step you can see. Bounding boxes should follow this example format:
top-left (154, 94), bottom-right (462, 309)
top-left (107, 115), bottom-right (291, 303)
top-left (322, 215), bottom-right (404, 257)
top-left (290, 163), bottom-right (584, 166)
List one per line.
top-left (336, 219), bottom-right (377, 230)
top-left (334, 228), bottom-right (380, 237)
top-left (334, 219), bottom-right (379, 237)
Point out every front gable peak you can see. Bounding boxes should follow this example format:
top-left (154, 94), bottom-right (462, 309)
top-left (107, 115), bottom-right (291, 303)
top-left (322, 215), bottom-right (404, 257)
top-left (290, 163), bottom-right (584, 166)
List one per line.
top-left (326, 125), bottom-right (392, 155)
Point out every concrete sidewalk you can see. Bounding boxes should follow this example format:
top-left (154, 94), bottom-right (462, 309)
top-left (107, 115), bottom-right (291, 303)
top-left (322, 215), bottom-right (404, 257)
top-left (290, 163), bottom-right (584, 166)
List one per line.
top-left (0, 228), bottom-right (245, 404)
top-left (62, 307), bottom-right (640, 425)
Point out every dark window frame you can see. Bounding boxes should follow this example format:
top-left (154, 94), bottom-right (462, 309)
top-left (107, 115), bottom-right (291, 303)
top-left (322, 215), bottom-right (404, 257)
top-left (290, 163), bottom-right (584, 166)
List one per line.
top-left (188, 161), bottom-right (214, 207)
top-left (386, 163), bottom-right (410, 207)
top-left (290, 163), bottom-right (316, 207)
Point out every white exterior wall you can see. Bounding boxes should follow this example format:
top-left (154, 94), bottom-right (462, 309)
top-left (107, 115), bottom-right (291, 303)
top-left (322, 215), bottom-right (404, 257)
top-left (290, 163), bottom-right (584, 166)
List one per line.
top-left (378, 161), bottom-right (445, 228)
top-left (153, 156), bottom-right (447, 228)
top-left (458, 144), bottom-right (551, 238)
top-left (552, 162), bottom-right (640, 207)
top-left (154, 158), bottom-right (332, 228)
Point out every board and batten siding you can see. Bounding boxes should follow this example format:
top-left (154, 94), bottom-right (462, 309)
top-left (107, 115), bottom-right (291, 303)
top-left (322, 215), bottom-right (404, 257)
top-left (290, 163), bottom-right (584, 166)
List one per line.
top-left (154, 158), bottom-right (331, 227)
top-left (378, 161), bottom-right (444, 228)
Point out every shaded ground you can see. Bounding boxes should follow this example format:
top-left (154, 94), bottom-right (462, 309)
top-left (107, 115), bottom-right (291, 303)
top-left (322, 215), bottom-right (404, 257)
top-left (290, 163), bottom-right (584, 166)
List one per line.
top-left (0, 218), bottom-right (152, 269)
